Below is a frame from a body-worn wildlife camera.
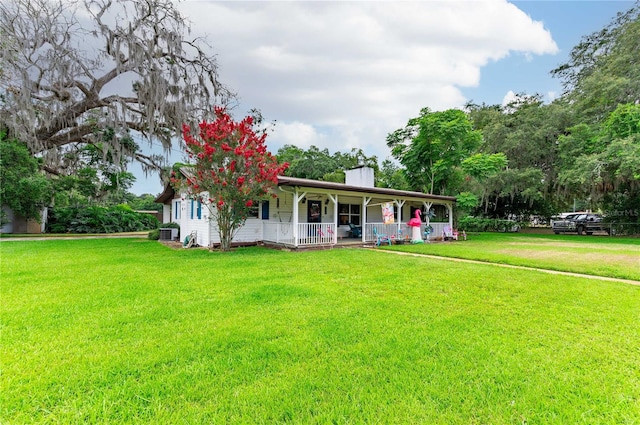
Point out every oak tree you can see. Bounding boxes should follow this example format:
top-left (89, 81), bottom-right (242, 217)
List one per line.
top-left (0, 0), bottom-right (231, 175)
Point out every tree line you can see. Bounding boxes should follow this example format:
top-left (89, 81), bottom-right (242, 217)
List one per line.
top-left (1, 0), bottom-right (637, 230)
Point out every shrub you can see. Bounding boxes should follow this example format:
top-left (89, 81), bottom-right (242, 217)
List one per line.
top-left (148, 229), bottom-right (160, 240)
top-left (47, 206), bottom-right (159, 233)
top-left (458, 216), bottom-right (522, 232)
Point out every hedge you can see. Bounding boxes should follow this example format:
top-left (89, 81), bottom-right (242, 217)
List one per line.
top-left (47, 205), bottom-right (159, 233)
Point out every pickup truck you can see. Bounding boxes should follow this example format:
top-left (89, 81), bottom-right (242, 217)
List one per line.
top-left (552, 213), bottom-right (609, 235)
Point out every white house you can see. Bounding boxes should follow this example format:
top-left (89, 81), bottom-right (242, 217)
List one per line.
top-left (155, 166), bottom-right (456, 248)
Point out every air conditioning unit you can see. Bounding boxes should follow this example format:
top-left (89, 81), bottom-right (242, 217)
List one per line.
top-left (159, 228), bottom-right (179, 241)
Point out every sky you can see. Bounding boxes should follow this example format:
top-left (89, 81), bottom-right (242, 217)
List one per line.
top-left (130, 0), bottom-right (636, 196)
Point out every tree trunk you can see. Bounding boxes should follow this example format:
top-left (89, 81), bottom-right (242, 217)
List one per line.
top-left (216, 205), bottom-right (234, 252)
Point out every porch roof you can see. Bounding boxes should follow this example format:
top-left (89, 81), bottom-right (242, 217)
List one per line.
top-left (277, 176), bottom-right (456, 203)
top-left (154, 184), bottom-right (175, 204)
top-left (154, 173), bottom-right (457, 205)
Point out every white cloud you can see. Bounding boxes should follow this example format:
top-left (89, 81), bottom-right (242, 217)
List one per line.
top-left (271, 121), bottom-right (326, 150)
top-left (502, 90), bottom-right (518, 107)
top-left (176, 0), bottom-right (558, 160)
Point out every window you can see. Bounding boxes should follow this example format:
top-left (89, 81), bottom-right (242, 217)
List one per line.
top-left (174, 200), bottom-right (181, 220)
top-left (338, 203), bottom-right (360, 226)
top-left (243, 200), bottom-right (259, 218)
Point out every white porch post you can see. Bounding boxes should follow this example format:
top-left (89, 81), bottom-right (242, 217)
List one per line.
top-left (362, 197), bottom-right (371, 242)
top-left (329, 194), bottom-right (339, 245)
top-left (179, 195), bottom-right (187, 243)
top-left (395, 199), bottom-right (405, 234)
top-left (292, 189), bottom-right (306, 247)
top-left (447, 203), bottom-right (453, 228)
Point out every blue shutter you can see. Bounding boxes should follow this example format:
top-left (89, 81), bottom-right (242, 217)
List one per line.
top-left (197, 200), bottom-right (202, 219)
top-left (190, 200), bottom-right (194, 219)
top-left (261, 201), bottom-right (269, 220)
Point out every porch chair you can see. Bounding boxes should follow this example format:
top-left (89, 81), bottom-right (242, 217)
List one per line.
top-left (348, 223), bottom-right (362, 238)
top-left (442, 225), bottom-right (458, 241)
top-left (373, 227), bottom-right (391, 247)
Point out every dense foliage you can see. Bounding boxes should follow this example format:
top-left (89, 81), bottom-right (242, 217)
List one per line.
top-left (457, 216), bottom-right (523, 233)
top-left (465, 96), bottom-right (574, 218)
top-left (48, 138), bottom-right (137, 207)
top-left (387, 108), bottom-right (482, 195)
top-left (0, 134), bottom-right (52, 224)
top-left (47, 205), bottom-right (158, 233)
top-left (276, 145), bottom-right (379, 183)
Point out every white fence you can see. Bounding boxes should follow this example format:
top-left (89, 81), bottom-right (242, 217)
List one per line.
top-left (263, 222), bottom-right (336, 246)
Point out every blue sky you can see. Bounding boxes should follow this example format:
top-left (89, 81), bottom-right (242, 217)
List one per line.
top-left (463, 1), bottom-right (634, 106)
top-left (130, 0), bottom-right (635, 196)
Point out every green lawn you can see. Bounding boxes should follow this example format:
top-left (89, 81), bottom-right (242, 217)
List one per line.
top-left (384, 232), bottom-right (640, 281)
top-left (1, 238), bottom-right (639, 424)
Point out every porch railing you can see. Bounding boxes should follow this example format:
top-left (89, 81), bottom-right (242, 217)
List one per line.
top-left (428, 222), bottom-right (448, 239)
top-left (263, 222), bottom-right (294, 245)
top-left (265, 221), bottom-right (452, 246)
top-left (297, 223), bottom-right (336, 246)
top-left (364, 222), bottom-right (451, 242)
top-left (364, 223), bottom-right (403, 242)
top-left (263, 222), bottom-right (336, 246)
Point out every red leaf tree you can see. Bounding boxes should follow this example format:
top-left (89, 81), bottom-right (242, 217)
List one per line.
top-left (172, 107), bottom-right (288, 251)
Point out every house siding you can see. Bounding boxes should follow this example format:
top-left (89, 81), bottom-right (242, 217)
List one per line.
top-left (181, 199), bottom-right (210, 246)
top-left (208, 218), bottom-right (263, 245)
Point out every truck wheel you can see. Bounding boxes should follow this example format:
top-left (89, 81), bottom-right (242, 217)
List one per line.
top-left (577, 225), bottom-right (585, 235)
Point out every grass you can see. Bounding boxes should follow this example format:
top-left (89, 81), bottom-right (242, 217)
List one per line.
top-left (0, 231), bottom-right (148, 238)
top-left (383, 232), bottom-right (640, 281)
top-left (1, 238), bottom-right (639, 424)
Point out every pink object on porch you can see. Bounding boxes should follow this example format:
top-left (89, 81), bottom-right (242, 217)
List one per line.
top-left (408, 209), bottom-right (422, 227)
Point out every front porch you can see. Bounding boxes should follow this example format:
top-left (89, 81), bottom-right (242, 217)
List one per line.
top-left (262, 221), bottom-right (452, 248)
top-left (261, 176), bottom-right (456, 248)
